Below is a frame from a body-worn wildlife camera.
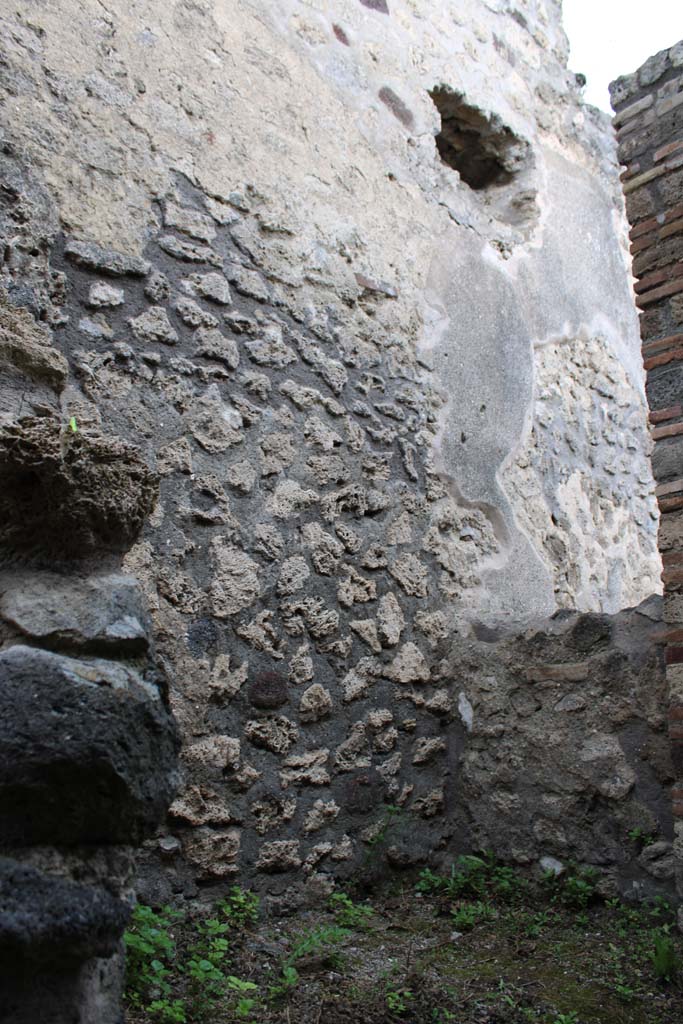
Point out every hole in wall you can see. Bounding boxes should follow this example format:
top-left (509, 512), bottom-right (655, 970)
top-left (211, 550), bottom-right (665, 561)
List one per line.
top-left (429, 86), bottom-right (529, 191)
top-left (428, 85), bottom-right (537, 232)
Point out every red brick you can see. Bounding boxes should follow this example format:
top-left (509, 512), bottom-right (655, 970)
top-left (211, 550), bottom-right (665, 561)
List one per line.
top-left (644, 346), bottom-right (683, 369)
top-left (660, 496), bottom-right (683, 513)
top-left (655, 139), bottom-right (683, 163)
top-left (653, 423), bottom-right (683, 440)
top-left (650, 403), bottom-right (683, 423)
top-left (660, 217), bottom-right (683, 241)
top-left (643, 333), bottom-right (683, 356)
top-left (637, 278), bottom-right (683, 308)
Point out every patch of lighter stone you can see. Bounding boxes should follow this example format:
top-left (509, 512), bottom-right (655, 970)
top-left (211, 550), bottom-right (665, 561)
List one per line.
top-left (457, 692), bottom-right (474, 732)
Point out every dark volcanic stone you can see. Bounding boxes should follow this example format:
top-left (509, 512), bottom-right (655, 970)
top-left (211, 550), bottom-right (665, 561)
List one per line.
top-left (0, 572), bottom-right (151, 655)
top-left (248, 671), bottom-right (289, 709)
top-left (0, 644), bottom-right (179, 845)
top-left (337, 769), bottom-right (384, 815)
top-left (569, 613), bottom-right (613, 652)
top-left (0, 416), bottom-right (159, 560)
top-left (0, 856), bottom-right (129, 964)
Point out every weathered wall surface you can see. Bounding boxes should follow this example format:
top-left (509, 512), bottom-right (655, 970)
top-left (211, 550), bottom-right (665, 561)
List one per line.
top-left (0, 0), bottom-right (667, 910)
top-left (610, 39), bottom-right (683, 925)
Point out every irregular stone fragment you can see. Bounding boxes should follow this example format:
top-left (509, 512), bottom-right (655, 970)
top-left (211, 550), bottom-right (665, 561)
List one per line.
top-left (78, 314), bottom-right (113, 339)
top-left (387, 511), bottom-right (414, 545)
top-left (64, 238), bottom-right (150, 277)
top-left (350, 618), bottom-right (382, 652)
top-left (303, 842), bottom-right (333, 872)
top-left (304, 415), bottom-right (344, 450)
top-left (415, 610), bottom-right (448, 642)
top-left (244, 325), bottom-right (296, 367)
top-left (225, 263), bottom-right (269, 302)
top-left (186, 388), bottom-right (243, 452)
top-left (244, 716), bottom-right (299, 754)
top-left (86, 282), bottom-right (124, 308)
top-left (226, 459), bottom-right (256, 494)
top-left (338, 566), bottom-right (377, 607)
top-left (173, 296), bottom-right (218, 329)
top-left (412, 788), bottom-right (444, 819)
top-left (164, 202), bottom-right (216, 242)
top-left (302, 523), bottom-right (344, 576)
top-left (237, 610), bottom-right (285, 659)
top-left (266, 479), bottom-right (318, 519)
top-left (341, 657), bottom-right (380, 703)
top-left (288, 643), bottom-right (314, 684)
top-left (0, 571), bottom-right (150, 655)
top-left (278, 556), bottom-right (310, 596)
top-left (157, 437), bottom-right (193, 476)
top-left (183, 828), bottom-right (241, 877)
top-left (389, 552), bottom-right (430, 597)
top-left (411, 736), bottom-right (446, 765)
top-left (279, 749), bottom-right (330, 788)
top-left (144, 269), bottom-right (170, 302)
top-left (261, 432), bottom-right (296, 476)
top-left (183, 735), bottom-right (240, 771)
top-left (209, 538), bottom-right (260, 617)
top-left (321, 483), bottom-right (368, 521)
top-left (306, 454), bottom-right (351, 487)
top-left (373, 726), bottom-right (398, 752)
top-left (194, 325), bottom-right (240, 368)
top-left (334, 722), bottom-right (371, 771)
top-left (281, 597), bottom-right (339, 639)
top-left (194, 272), bottom-right (232, 305)
top-left (209, 655), bottom-right (248, 701)
top-left (129, 306), bottom-right (178, 346)
top-left (386, 643), bottom-right (430, 684)
top-left (303, 798), bottom-right (340, 833)
top-left (169, 785), bottom-right (232, 826)
top-left (299, 683), bottom-right (333, 722)
top-left (159, 234), bottom-right (222, 265)
top-left (250, 794), bottom-right (297, 834)
top-left (241, 371), bottom-right (271, 399)
top-left (577, 734), bottom-right (636, 799)
top-left (361, 544), bottom-right (388, 569)
top-left (377, 592), bottom-right (405, 647)
top-left (335, 522), bottom-right (362, 553)
top-left (252, 523), bottom-right (286, 561)
top-left (256, 840), bottom-right (301, 872)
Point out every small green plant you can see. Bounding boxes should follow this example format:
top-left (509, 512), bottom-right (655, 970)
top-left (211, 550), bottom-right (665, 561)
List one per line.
top-left (270, 925), bottom-right (349, 1001)
top-left (552, 1014), bottom-right (578, 1024)
top-left (218, 886), bottom-right (260, 928)
top-left (451, 900), bottom-right (494, 931)
top-left (552, 865), bottom-right (598, 909)
top-left (124, 904), bottom-right (184, 1013)
top-left (386, 987), bottom-right (413, 1015)
top-left (147, 998), bottom-right (186, 1022)
top-left (651, 930), bottom-right (680, 982)
top-left (329, 891), bottom-right (373, 929)
top-left (628, 827), bottom-right (655, 846)
top-left (614, 982), bottom-right (635, 1002)
top-left (417, 853), bottom-right (525, 905)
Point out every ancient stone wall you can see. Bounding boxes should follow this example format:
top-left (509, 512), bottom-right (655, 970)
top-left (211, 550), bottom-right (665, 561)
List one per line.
top-left (610, 39), bottom-right (683, 925)
top-left (0, 0), bottom-right (671, 921)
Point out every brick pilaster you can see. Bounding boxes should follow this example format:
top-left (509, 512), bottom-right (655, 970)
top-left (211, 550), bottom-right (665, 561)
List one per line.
top-left (611, 41), bottom-right (683, 917)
